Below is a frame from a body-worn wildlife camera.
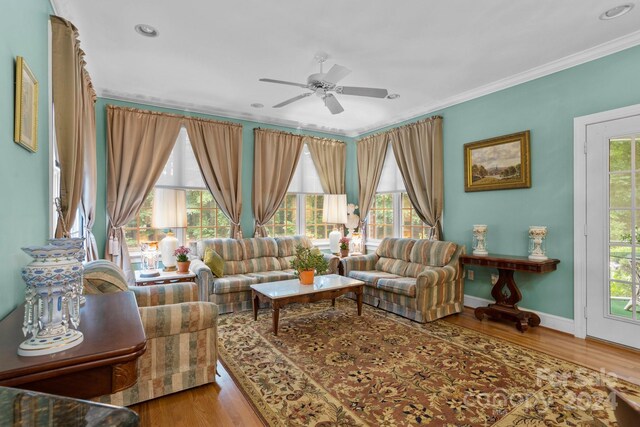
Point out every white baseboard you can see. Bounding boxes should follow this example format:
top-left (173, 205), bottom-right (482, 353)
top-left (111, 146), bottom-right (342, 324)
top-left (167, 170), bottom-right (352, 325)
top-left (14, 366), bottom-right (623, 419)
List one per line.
top-left (463, 295), bottom-right (575, 335)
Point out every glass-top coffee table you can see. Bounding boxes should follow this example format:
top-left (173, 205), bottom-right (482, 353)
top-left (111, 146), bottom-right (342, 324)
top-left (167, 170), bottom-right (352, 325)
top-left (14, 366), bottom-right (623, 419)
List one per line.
top-left (250, 274), bottom-right (364, 335)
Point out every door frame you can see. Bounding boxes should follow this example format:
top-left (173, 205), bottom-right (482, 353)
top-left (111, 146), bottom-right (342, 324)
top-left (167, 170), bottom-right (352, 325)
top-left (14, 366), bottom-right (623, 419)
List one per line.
top-left (574, 103), bottom-right (640, 339)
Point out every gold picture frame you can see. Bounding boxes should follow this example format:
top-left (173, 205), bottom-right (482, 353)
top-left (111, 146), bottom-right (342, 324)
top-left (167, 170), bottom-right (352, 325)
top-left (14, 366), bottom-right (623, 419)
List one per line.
top-left (14, 56), bottom-right (39, 152)
top-left (464, 130), bottom-right (531, 192)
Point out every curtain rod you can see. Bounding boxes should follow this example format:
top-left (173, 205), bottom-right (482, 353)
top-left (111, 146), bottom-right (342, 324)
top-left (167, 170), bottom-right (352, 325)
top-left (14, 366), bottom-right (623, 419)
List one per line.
top-left (356, 115), bottom-right (442, 142)
top-left (255, 128), bottom-right (346, 145)
top-left (106, 105), bottom-right (242, 127)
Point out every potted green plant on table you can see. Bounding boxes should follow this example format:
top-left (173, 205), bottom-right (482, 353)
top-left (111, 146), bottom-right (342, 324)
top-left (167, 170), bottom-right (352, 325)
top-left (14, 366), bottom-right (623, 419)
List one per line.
top-left (174, 246), bottom-right (191, 273)
top-left (289, 245), bottom-right (329, 285)
top-left (339, 237), bottom-right (350, 258)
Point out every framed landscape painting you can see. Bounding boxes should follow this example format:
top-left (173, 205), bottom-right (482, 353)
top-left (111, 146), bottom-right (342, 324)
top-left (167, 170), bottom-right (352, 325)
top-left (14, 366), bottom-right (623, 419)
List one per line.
top-left (464, 130), bottom-right (531, 192)
top-left (14, 56), bottom-right (39, 152)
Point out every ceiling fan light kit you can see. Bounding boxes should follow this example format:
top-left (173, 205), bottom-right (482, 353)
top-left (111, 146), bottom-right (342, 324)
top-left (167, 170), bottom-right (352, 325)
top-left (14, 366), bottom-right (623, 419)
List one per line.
top-left (259, 54), bottom-right (390, 115)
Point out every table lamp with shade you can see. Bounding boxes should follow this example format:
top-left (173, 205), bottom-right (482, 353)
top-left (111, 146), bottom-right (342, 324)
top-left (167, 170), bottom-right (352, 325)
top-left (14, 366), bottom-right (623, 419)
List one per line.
top-left (322, 194), bottom-right (348, 254)
top-left (152, 188), bottom-right (187, 271)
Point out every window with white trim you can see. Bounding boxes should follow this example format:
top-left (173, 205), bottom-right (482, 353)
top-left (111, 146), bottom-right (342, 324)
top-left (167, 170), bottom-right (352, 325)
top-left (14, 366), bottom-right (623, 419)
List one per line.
top-left (367, 147), bottom-right (432, 241)
top-left (265, 144), bottom-right (330, 240)
top-left (124, 127), bottom-right (230, 251)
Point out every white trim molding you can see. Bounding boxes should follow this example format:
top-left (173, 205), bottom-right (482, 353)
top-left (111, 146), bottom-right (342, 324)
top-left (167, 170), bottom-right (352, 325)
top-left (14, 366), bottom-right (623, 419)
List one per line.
top-left (463, 295), bottom-right (574, 335)
top-left (573, 103), bottom-right (640, 339)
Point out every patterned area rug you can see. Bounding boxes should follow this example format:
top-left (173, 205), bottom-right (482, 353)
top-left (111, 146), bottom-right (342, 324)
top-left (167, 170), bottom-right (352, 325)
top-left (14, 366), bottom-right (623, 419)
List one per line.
top-left (218, 298), bottom-right (640, 426)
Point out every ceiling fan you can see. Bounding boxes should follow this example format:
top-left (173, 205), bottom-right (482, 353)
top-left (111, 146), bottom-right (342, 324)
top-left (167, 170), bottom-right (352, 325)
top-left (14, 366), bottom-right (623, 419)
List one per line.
top-left (259, 53), bottom-right (389, 115)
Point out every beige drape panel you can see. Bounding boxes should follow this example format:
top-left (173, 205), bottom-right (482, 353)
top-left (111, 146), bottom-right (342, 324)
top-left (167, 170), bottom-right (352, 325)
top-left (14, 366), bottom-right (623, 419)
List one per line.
top-left (51, 16), bottom-right (96, 241)
top-left (186, 119), bottom-right (244, 239)
top-left (80, 79), bottom-right (98, 260)
top-left (356, 133), bottom-right (390, 231)
top-left (391, 117), bottom-right (444, 239)
top-left (105, 106), bottom-right (182, 282)
top-left (305, 137), bottom-right (346, 194)
top-left (253, 129), bottom-right (304, 237)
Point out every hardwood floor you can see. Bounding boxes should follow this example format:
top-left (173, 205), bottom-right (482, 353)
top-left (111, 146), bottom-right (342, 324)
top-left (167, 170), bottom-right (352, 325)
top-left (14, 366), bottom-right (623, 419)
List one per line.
top-left (129, 307), bottom-right (640, 427)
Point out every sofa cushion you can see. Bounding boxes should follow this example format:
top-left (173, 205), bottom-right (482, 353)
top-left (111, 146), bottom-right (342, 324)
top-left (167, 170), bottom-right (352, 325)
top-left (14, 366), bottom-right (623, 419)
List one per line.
top-left (203, 248), bottom-right (224, 278)
top-left (246, 271), bottom-right (297, 283)
top-left (348, 270), bottom-right (401, 287)
top-left (275, 235), bottom-right (313, 257)
top-left (405, 262), bottom-right (429, 278)
top-left (375, 257), bottom-right (410, 276)
top-left (240, 237), bottom-right (278, 259)
top-left (212, 274), bottom-right (258, 294)
top-left (197, 238), bottom-right (243, 261)
top-left (279, 255), bottom-right (296, 270)
top-left (376, 277), bottom-right (417, 298)
top-left (410, 240), bottom-right (457, 267)
top-left (224, 260), bottom-right (247, 275)
top-left (376, 238), bottom-right (415, 262)
top-left (83, 260), bottom-right (129, 294)
top-left (243, 257), bottom-right (282, 273)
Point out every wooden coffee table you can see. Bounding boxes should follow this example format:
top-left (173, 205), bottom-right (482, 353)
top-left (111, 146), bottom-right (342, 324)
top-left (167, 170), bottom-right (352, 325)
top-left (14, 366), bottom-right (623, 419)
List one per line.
top-left (250, 274), bottom-right (364, 335)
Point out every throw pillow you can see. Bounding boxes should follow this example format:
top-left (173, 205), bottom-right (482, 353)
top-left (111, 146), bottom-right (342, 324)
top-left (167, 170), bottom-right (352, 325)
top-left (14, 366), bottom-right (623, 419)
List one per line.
top-left (204, 248), bottom-right (225, 278)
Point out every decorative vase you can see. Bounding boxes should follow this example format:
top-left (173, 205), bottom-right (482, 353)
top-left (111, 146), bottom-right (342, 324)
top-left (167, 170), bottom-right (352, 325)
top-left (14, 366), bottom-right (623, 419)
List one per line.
top-left (528, 226), bottom-right (548, 261)
top-left (340, 249), bottom-right (349, 258)
top-left (472, 224), bottom-right (488, 256)
top-left (177, 260), bottom-right (191, 274)
top-left (20, 244), bottom-right (84, 356)
top-left (299, 269), bottom-right (315, 285)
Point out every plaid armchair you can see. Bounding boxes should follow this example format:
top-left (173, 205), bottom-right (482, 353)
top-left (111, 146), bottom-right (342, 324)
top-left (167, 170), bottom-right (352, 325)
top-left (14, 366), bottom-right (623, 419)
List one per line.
top-left (83, 260), bottom-right (218, 407)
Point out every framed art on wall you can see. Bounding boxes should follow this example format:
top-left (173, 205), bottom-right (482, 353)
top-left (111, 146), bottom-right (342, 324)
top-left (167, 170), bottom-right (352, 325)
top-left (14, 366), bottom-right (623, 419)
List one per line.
top-left (464, 130), bottom-right (531, 192)
top-left (14, 56), bottom-right (39, 152)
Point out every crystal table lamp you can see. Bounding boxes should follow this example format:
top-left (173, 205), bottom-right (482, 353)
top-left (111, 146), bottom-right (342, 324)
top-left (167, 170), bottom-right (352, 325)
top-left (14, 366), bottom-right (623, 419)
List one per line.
top-left (152, 188), bottom-right (187, 271)
top-left (322, 194), bottom-right (348, 254)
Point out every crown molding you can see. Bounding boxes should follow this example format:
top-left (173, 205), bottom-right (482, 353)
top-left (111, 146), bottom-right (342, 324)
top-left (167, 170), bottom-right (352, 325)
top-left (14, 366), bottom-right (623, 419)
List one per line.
top-left (350, 29), bottom-right (640, 136)
top-left (98, 89), bottom-right (357, 137)
top-left (98, 29), bottom-right (640, 138)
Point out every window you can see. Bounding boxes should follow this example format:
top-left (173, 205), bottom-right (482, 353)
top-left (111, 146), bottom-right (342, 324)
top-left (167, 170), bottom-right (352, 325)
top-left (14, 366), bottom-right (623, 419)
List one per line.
top-left (124, 128), bottom-right (231, 251)
top-left (401, 193), bottom-right (433, 239)
top-left (367, 193), bottom-right (394, 240)
top-left (366, 147), bottom-right (433, 241)
top-left (265, 144), bottom-right (332, 241)
top-left (263, 194), bottom-right (297, 237)
top-left (305, 194), bottom-right (329, 240)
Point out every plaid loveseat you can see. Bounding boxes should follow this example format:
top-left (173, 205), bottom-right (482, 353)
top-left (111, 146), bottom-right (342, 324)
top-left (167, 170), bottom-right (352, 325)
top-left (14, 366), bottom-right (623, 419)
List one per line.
top-left (83, 260), bottom-right (218, 406)
top-left (189, 236), bottom-right (339, 313)
top-left (340, 238), bottom-right (465, 323)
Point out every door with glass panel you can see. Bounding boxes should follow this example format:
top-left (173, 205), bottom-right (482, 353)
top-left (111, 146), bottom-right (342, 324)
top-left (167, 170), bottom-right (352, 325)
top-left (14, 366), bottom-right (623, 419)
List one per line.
top-left (586, 115), bottom-right (640, 349)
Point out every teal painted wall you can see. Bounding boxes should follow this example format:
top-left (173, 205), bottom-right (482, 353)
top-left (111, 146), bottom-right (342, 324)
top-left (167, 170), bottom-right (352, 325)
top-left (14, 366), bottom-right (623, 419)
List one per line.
top-left (360, 45), bottom-right (640, 319)
top-left (93, 98), bottom-right (356, 257)
top-left (0, 0), bottom-right (52, 320)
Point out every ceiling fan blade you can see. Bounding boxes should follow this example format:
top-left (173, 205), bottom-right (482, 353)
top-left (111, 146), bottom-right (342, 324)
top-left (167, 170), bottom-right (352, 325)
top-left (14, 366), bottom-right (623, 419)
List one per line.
top-left (323, 64), bottom-right (351, 85)
top-left (259, 78), bottom-right (308, 89)
top-left (273, 92), bottom-right (311, 108)
top-left (323, 94), bottom-right (344, 115)
top-left (337, 86), bottom-right (389, 98)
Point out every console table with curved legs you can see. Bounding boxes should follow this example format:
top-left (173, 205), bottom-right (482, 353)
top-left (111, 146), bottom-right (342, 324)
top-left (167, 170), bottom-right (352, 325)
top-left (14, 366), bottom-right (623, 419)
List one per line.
top-left (459, 254), bottom-right (560, 332)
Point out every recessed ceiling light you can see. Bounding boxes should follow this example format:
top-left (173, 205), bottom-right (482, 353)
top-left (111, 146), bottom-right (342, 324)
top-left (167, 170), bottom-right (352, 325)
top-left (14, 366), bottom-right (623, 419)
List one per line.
top-left (135, 24), bottom-right (159, 37)
top-left (387, 93), bottom-right (400, 100)
top-left (599, 4), bottom-right (634, 20)
top-left (251, 103), bottom-right (264, 108)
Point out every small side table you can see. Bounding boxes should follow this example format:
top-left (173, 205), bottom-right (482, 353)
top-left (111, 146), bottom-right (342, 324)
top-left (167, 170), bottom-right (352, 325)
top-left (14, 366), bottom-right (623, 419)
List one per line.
top-left (134, 270), bottom-right (196, 286)
top-left (459, 254), bottom-right (560, 332)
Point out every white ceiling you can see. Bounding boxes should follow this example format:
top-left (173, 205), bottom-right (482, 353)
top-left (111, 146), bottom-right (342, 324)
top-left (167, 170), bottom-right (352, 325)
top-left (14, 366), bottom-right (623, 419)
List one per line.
top-left (52, 0), bottom-right (640, 136)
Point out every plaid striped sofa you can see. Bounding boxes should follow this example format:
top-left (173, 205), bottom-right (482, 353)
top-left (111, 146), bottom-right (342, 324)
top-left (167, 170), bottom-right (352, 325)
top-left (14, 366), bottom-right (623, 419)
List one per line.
top-left (83, 260), bottom-right (218, 407)
top-left (340, 238), bottom-right (465, 323)
top-left (189, 236), bottom-right (340, 314)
